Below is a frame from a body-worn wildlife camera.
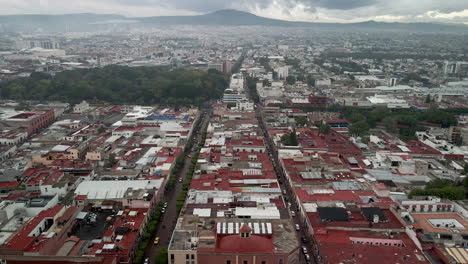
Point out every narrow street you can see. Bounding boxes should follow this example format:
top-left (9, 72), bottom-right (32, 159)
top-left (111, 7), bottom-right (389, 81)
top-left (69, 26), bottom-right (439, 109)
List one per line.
top-left (255, 103), bottom-right (316, 264)
top-left (144, 108), bottom-right (211, 263)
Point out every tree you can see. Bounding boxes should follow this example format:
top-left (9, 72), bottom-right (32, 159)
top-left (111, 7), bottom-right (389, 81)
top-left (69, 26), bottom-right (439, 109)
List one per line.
top-left (286, 75), bottom-right (296, 85)
top-left (106, 153), bottom-right (117, 168)
top-left (361, 137), bottom-right (370, 144)
top-left (410, 179), bottom-right (466, 200)
top-left (154, 248), bottom-right (168, 264)
top-left (97, 126), bottom-right (106, 133)
top-left (425, 94), bottom-right (432, 104)
top-left (318, 123), bottom-right (331, 136)
top-left (367, 106), bottom-right (389, 127)
top-left (306, 76), bottom-right (315, 87)
top-left (290, 129), bottom-right (298, 146)
top-left (347, 112), bottom-right (366, 123)
top-left (454, 135), bottom-right (463, 146)
top-left (464, 164), bottom-right (468, 175)
top-left (463, 175), bottom-right (468, 187)
top-left (227, 102), bottom-right (236, 108)
top-left (349, 121), bottom-right (370, 137)
top-left (246, 76), bottom-right (260, 103)
top-left (281, 130), bottom-right (299, 146)
top-left (426, 179), bottom-right (453, 190)
top-left (382, 117), bottom-right (398, 134)
top-left (294, 116), bottom-right (308, 127)
top-left (0, 65), bottom-right (228, 106)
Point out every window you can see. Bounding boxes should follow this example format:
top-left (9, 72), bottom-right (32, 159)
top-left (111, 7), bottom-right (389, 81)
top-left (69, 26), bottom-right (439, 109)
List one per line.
top-left (226, 261), bottom-right (231, 264)
top-left (244, 261), bottom-right (248, 264)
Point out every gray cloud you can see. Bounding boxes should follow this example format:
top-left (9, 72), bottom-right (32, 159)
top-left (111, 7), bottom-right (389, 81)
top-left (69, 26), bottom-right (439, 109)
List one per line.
top-left (299, 0), bottom-right (377, 10)
top-left (0, 0), bottom-right (467, 23)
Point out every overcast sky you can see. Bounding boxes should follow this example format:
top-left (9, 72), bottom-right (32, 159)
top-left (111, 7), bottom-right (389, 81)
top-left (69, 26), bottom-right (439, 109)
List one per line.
top-left (1, 0), bottom-right (468, 24)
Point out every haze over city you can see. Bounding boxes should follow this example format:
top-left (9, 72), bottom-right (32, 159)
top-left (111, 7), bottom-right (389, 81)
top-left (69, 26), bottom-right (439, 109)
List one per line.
top-left (0, 0), bottom-right (468, 23)
top-left (1, 1), bottom-right (468, 264)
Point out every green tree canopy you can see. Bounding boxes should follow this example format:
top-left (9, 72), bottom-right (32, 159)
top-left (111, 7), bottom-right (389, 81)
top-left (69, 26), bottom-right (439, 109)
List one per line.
top-left (410, 178), bottom-right (467, 200)
top-left (349, 121), bottom-right (370, 137)
top-left (294, 116), bottom-right (308, 127)
top-left (286, 75), bottom-right (296, 85)
top-left (0, 66), bottom-right (228, 105)
top-left (154, 248), bottom-right (168, 264)
top-left (281, 130), bottom-right (299, 146)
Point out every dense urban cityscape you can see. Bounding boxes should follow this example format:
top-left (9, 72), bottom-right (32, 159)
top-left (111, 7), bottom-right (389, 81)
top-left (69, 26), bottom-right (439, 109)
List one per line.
top-left (1, 5), bottom-right (468, 264)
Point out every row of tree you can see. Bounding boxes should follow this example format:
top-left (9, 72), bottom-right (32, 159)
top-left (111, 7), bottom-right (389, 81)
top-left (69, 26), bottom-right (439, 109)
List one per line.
top-left (268, 104), bottom-right (458, 140)
top-left (410, 178), bottom-right (468, 201)
top-left (0, 65), bottom-right (229, 105)
top-left (343, 106), bottom-right (458, 139)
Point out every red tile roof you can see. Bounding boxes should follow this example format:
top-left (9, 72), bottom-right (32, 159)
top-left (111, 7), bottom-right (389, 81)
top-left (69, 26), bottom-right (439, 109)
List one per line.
top-left (315, 229), bottom-right (429, 264)
top-left (0, 181), bottom-right (20, 189)
top-left (202, 234), bottom-right (275, 253)
top-left (3, 205), bottom-right (66, 252)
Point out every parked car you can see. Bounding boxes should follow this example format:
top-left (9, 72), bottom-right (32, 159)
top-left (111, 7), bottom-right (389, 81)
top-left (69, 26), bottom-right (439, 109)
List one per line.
top-left (302, 246), bottom-right (308, 254)
top-left (154, 237), bottom-right (160, 245)
top-left (295, 224), bottom-right (300, 231)
top-left (291, 210), bottom-right (296, 217)
top-left (301, 236), bottom-right (308, 243)
top-left (144, 258), bottom-right (149, 264)
top-left (305, 254), bottom-right (311, 261)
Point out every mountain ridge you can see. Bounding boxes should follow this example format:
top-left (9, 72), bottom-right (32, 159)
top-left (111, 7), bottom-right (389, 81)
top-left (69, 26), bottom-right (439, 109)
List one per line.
top-left (0, 9), bottom-right (466, 33)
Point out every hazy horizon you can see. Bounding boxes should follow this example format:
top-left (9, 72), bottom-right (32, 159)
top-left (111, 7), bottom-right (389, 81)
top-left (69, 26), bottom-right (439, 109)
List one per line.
top-left (0, 0), bottom-right (467, 24)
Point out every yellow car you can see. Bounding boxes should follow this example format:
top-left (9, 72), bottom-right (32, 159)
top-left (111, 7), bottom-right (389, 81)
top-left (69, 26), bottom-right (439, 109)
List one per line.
top-left (154, 237), bottom-right (160, 245)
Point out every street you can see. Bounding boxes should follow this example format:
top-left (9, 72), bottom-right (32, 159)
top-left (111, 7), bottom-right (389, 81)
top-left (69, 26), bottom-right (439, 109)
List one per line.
top-left (254, 103), bottom-right (317, 264)
top-left (144, 108), bottom-right (211, 263)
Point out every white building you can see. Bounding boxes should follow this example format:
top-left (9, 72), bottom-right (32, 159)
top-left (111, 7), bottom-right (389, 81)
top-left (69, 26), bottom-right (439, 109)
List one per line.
top-left (73, 101), bottom-right (90, 114)
top-left (74, 179), bottom-right (163, 200)
top-left (366, 95), bottom-right (409, 108)
top-left (275, 66), bottom-right (289, 79)
top-left (236, 100), bottom-right (254, 111)
top-left (315, 79), bottom-right (331, 87)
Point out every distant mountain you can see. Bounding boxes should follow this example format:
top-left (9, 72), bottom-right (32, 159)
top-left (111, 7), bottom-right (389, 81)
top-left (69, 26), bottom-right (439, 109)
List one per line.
top-left (139, 9), bottom-right (468, 33)
top-left (0, 13), bottom-right (127, 32)
top-left (139, 9), bottom-right (292, 27)
top-left (0, 9), bottom-right (466, 33)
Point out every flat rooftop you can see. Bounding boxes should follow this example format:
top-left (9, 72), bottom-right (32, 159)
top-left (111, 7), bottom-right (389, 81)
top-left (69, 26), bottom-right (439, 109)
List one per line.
top-left (74, 179), bottom-right (163, 200)
top-left (7, 112), bottom-right (38, 120)
top-left (169, 215), bottom-right (298, 254)
top-left (412, 212), bottom-right (468, 234)
top-left (315, 229), bottom-right (428, 264)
